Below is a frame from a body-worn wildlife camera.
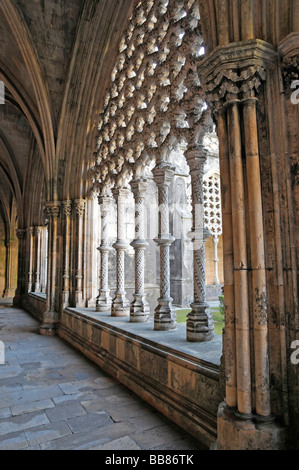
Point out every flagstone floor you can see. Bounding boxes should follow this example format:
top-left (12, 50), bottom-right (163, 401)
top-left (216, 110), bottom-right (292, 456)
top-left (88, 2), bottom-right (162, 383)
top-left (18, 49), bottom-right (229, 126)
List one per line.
top-left (0, 301), bottom-right (206, 450)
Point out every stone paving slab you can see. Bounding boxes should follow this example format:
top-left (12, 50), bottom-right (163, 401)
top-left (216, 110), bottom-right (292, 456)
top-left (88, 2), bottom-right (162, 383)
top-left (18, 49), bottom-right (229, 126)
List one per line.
top-left (0, 303), bottom-right (206, 450)
top-left (11, 399), bottom-right (55, 417)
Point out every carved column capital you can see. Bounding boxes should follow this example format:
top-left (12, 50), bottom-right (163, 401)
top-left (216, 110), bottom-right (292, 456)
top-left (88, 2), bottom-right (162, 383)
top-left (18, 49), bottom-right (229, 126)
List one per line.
top-left (34, 226), bottom-right (43, 237)
top-left (185, 145), bottom-right (208, 173)
top-left (16, 229), bottom-right (26, 240)
top-left (152, 164), bottom-right (175, 187)
top-left (198, 39), bottom-right (277, 110)
top-left (130, 178), bottom-right (148, 199)
top-left (279, 33), bottom-right (299, 87)
top-left (44, 202), bottom-right (61, 220)
top-left (74, 199), bottom-right (86, 218)
top-left (112, 187), bottom-right (130, 202)
top-left (62, 200), bottom-right (72, 218)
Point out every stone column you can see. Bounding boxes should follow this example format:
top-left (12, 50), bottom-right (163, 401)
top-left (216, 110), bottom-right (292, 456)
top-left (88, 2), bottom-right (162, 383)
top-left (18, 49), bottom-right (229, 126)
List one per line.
top-left (40, 201), bottom-right (61, 336)
top-left (226, 92), bottom-right (252, 418)
top-left (242, 90), bottom-right (271, 420)
top-left (111, 188), bottom-right (130, 317)
top-left (212, 237), bottom-right (220, 286)
top-left (74, 200), bottom-right (86, 307)
top-left (3, 239), bottom-right (17, 298)
top-left (198, 39), bottom-right (283, 449)
top-left (153, 165), bottom-right (177, 331)
top-left (14, 229), bottom-right (26, 305)
top-left (96, 195), bottom-right (112, 312)
top-left (62, 201), bottom-right (72, 308)
top-left (86, 192), bottom-right (100, 308)
top-left (27, 226), bottom-right (34, 293)
top-left (130, 178), bottom-right (150, 323)
top-left (34, 227), bottom-right (43, 292)
top-left (186, 147), bottom-right (214, 342)
top-left (40, 227), bottom-right (48, 294)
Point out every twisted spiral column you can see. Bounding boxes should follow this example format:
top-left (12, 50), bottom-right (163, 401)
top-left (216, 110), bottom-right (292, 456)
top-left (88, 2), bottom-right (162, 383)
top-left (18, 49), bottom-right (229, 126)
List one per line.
top-left (130, 179), bottom-right (150, 323)
top-left (153, 165), bottom-right (177, 331)
top-left (186, 147), bottom-right (214, 342)
top-left (96, 195), bottom-right (113, 312)
top-left (112, 188), bottom-right (130, 317)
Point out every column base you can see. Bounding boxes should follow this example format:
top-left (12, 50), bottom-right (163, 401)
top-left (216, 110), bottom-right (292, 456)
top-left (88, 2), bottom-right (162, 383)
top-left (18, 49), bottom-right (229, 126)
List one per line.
top-left (154, 299), bottom-right (177, 331)
top-left (39, 322), bottom-right (57, 337)
top-left (130, 294), bottom-right (150, 323)
top-left (112, 293), bottom-right (130, 317)
top-left (75, 291), bottom-right (85, 308)
top-left (40, 309), bottom-right (59, 336)
top-left (13, 291), bottom-right (21, 306)
top-left (3, 289), bottom-right (16, 298)
top-left (187, 303), bottom-right (214, 342)
top-left (96, 291), bottom-right (111, 313)
top-left (216, 402), bottom-right (286, 450)
top-left (62, 291), bottom-right (70, 310)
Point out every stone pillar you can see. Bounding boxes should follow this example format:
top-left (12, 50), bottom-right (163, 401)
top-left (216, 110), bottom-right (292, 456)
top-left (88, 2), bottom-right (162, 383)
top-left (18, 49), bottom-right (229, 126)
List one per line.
top-left (199, 39), bottom-right (285, 449)
top-left (27, 227), bottom-right (34, 293)
top-left (96, 194), bottom-right (112, 312)
top-left (34, 227), bottom-right (43, 292)
top-left (111, 188), bottom-right (130, 317)
top-left (14, 229), bottom-right (26, 305)
top-left (242, 89), bottom-right (271, 419)
top-left (40, 227), bottom-right (48, 294)
top-left (3, 239), bottom-right (17, 298)
top-left (153, 165), bottom-right (177, 331)
top-left (74, 200), bottom-right (86, 307)
top-left (86, 192), bottom-right (100, 308)
top-left (62, 201), bottom-right (72, 308)
top-left (40, 202), bottom-right (61, 336)
top-left (130, 178), bottom-right (150, 323)
top-left (186, 147), bottom-right (214, 342)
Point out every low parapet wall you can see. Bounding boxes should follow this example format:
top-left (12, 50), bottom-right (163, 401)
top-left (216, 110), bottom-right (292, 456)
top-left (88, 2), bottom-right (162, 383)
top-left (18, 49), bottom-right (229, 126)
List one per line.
top-left (58, 307), bottom-right (223, 448)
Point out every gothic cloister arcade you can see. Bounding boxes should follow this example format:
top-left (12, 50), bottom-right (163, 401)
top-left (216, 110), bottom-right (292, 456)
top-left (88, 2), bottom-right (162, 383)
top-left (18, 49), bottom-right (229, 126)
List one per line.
top-left (0, 0), bottom-right (299, 451)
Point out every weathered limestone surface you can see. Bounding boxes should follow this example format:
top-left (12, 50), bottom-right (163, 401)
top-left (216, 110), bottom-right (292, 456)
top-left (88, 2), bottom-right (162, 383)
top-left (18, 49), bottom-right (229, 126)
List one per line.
top-left (0, 0), bottom-right (298, 451)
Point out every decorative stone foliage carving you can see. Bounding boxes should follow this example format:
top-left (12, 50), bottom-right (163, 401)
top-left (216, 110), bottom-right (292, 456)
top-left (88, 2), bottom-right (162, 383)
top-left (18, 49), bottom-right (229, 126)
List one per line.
top-left (91, 0), bottom-right (217, 339)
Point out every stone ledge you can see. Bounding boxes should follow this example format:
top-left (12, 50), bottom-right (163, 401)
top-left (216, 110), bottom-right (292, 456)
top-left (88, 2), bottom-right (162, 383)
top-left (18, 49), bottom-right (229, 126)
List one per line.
top-left (58, 307), bottom-right (223, 448)
top-left (21, 293), bottom-right (47, 322)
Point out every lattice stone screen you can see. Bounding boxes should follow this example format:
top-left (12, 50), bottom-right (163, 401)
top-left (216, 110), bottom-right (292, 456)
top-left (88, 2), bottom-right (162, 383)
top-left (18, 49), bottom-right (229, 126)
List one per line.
top-left (93, 0), bottom-right (208, 186)
top-left (203, 173), bottom-right (222, 285)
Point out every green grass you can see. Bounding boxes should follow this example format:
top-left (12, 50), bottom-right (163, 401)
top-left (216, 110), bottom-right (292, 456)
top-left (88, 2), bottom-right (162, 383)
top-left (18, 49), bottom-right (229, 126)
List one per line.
top-left (176, 307), bottom-right (224, 336)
